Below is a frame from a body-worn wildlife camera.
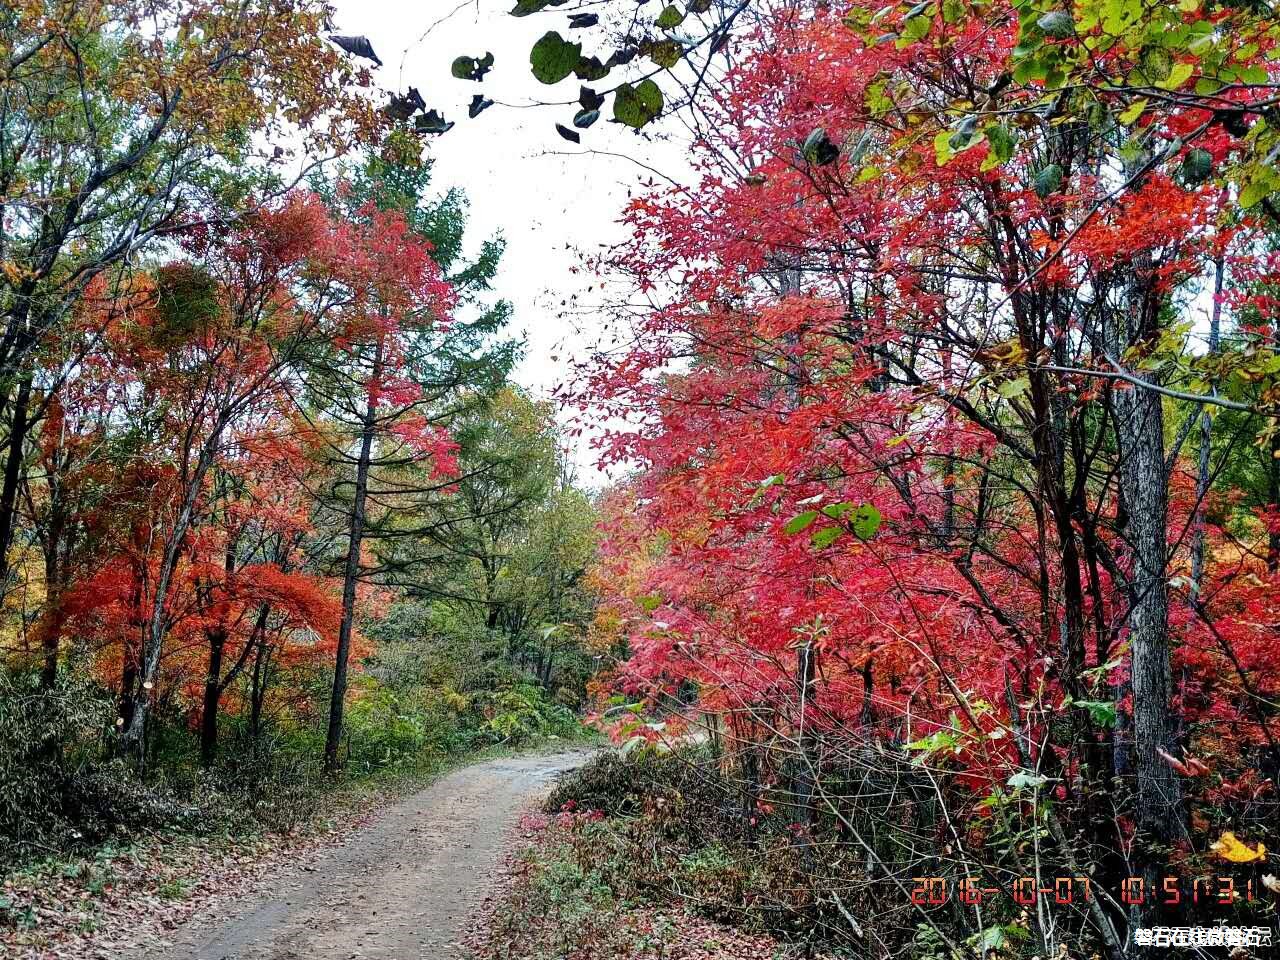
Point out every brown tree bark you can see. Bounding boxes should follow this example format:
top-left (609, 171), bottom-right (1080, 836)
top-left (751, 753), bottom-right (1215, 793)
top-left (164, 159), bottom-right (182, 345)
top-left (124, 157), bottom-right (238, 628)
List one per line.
top-left (200, 629), bottom-right (226, 768)
top-left (324, 342), bottom-right (382, 774)
top-left (1112, 270), bottom-right (1185, 928)
top-left (0, 368), bottom-right (32, 595)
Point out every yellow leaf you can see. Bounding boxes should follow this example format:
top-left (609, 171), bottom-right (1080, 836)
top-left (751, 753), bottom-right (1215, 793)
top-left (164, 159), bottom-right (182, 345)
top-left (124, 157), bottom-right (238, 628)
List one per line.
top-left (1118, 98), bottom-right (1147, 125)
top-left (1210, 831), bottom-right (1266, 864)
top-left (1159, 62), bottom-right (1194, 90)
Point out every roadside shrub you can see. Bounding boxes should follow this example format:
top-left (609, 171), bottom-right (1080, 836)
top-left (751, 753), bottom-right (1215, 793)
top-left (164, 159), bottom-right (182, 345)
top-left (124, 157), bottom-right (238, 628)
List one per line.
top-left (544, 748), bottom-right (744, 838)
top-left (543, 748), bottom-right (877, 949)
top-left (0, 670), bottom-right (105, 861)
top-left (482, 683), bottom-right (580, 745)
top-left (344, 681), bottom-right (451, 774)
top-left (63, 759), bottom-right (203, 837)
top-left (205, 740), bottom-right (326, 832)
top-left (0, 670), bottom-right (209, 867)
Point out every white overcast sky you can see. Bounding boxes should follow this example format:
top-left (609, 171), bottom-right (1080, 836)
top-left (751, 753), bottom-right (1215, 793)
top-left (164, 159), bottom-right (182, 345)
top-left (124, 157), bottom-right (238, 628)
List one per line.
top-left (330, 0), bottom-right (694, 484)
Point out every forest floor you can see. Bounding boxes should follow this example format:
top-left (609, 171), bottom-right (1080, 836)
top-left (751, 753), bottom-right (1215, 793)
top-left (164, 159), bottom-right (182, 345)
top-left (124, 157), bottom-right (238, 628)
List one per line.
top-left (0, 747), bottom-right (594, 960)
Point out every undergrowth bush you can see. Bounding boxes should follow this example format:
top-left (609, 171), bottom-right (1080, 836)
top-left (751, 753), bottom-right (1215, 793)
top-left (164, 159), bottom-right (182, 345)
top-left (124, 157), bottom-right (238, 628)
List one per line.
top-left (0, 671), bottom-right (209, 868)
top-left (483, 683), bottom-right (580, 745)
top-left (541, 747), bottom-right (880, 951)
top-left (545, 748), bottom-right (750, 840)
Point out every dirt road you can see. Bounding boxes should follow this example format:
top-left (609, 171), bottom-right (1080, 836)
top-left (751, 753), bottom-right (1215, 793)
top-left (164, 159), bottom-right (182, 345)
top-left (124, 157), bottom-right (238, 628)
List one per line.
top-left (143, 748), bottom-right (593, 960)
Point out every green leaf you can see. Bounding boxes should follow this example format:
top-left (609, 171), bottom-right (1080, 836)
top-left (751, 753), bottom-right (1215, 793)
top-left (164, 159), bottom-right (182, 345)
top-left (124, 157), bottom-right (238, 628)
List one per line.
top-left (451, 51), bottom-right (495, 81)
top-left (1240, 176), bottom-right (1274, 209)
top-left (1240, 64), bottom-right (1270, 85)
top-left (821, 501), bottom-right (855, 519)
top-left (612, 79), bottom-right (664, 127)
top-left (1180, 148), bottom-right (1212, 185)
top-left (1074, 699), bottom-right (1118, 728)
top-left (901, 14), bottom-right (931, 41)
top-left (1140, 47), bottom-right (1173, 83)
top-left (998, 376), bottom-right (1030, 398)
top-left (1013, 55), bottom-right (1045, 86)
top-left (530, 31), bottom-right (582, 84)
top-left (1036, 10), bottom-right (1074, 39)
top-left (970, 926), bottom-right (1009, 953)
top-left (906, 729), bottom-right (961, 757)
top-left (851, 503), bottom-right (882, 540)
top-left (981, 124), bottom-right (1016, 171)
top-left (637, 593), bottom-right (663, 612)
top-left (948, 114), bottom-right (979, 152)
top-left (865, 79), bottom-right (892, 115)
top-left (1159, 61), bottom-right (1194, 90)
top-left (574, 55), bottom-right (609, 80)
top-left (511, 0), bottom-right (551, 15)
top-left (784, 510), bottom-right (820, 535)
top-left (934, 129), bottom-right (954, 166)
top-left (655, 3), bottom-right (686, 28)
top-left (811, 526), bottom-right (843, 549)
top-left (645, 39), bottom-right (682, 69)
top-left (1118, 97), bottom-right (1147, 124)
top-left (1033, 163), bottom-right (1063, 198)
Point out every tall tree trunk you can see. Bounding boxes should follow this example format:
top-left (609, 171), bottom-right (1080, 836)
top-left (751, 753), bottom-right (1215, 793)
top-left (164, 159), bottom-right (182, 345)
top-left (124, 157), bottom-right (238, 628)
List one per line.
top-left (115, 577), bottom-right (144, 753)
top-left (0, 368), bottom-right (32, 594)
top-left (1112, 272), bottom-right (1184, 923)
top-left (39, 564), bottom-right (60, 689)
top-left (1267, 432), bottom-right (1280, 573)
top-left (324, 343), bottom-right (381, 774)
top-left (200, 629), bottom-right (226, 767)
top-left (773, 257), bottom-right (819, 841)
top-left (39, 503), bottom-right (65, 690)
top-left (250, 637), bottom-right (272, 750)
top-left (540, 644), bottom-right (554, 689)
top-left (120, 422), bottom-right (227, 763)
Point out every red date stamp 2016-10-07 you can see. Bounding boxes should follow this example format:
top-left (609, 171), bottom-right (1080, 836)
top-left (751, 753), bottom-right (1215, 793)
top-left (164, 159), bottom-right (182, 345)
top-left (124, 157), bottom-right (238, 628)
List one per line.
top-left (910, 876), bottom-right (1264, 907)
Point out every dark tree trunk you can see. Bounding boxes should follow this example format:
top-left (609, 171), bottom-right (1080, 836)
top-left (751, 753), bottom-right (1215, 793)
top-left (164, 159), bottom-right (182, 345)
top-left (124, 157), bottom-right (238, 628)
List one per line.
top-left (118, 659), bottom-right (138, 751)
top-left (1112, 274), bottom-right (1184, 926)
top-left (250, 637), bottom-right (272, 750)
top-left (1268, 432), bottom-right (1280, 573)
top-left (741, 736), bottom-right (760, 842)
top-left (200, 630), bottom-right (226, 767)
top-left (0, 368), bottom-right (32, 594)
top-left (324, 344), bottom-right (381, 774)
top-left (1118, 372), bottom-right (1182, 843)
top-left (540, 645), bottom-right (554, 689)
top-left (39, 522), bottom-right (63, 690)
top-left (859, 659), bottom-right (874, 730)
